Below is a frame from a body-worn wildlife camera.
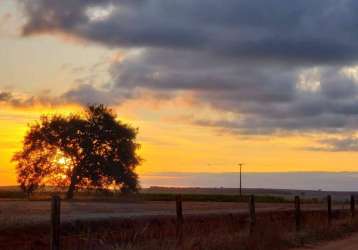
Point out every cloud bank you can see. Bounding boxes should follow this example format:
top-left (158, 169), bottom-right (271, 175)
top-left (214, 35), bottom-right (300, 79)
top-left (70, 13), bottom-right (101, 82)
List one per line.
top-left (15, 0), bottom-right (358, 144)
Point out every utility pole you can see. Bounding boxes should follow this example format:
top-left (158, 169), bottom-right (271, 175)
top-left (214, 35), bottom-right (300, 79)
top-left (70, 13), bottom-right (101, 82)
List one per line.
top-left (238, 163), bottom-right (244, 196)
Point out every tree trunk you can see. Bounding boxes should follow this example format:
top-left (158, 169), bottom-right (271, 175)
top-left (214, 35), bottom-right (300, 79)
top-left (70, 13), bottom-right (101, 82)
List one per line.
top-left (66, 168), bottom-right (78, 200)
top-left (66, 182), bottom-right (75, 200)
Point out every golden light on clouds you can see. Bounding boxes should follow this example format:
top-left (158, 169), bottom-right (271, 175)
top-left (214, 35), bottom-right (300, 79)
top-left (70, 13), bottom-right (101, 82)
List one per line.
top-left (1, 102), bottom-right (358, 186)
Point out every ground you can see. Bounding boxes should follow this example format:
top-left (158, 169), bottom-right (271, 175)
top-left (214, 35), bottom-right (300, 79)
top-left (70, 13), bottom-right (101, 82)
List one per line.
top-left (0, 189), bottom-right (356, 249)
top-left (298, 232), bottom-right (358, 250)
top-left (0, 199), bottom-right (346, 229)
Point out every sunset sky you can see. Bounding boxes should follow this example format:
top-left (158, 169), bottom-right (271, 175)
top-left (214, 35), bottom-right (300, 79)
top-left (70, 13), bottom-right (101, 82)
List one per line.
top-left (2, 0), bottom-right (358, 187)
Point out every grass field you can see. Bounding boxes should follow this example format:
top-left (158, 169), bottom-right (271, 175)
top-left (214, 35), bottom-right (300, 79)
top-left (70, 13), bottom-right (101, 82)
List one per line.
top-left (0, 186), bottom-right (357, 249)
top-left (0, 206), bottom-right (357, 250)
top-left (1, 185), bottom-right (352, 203)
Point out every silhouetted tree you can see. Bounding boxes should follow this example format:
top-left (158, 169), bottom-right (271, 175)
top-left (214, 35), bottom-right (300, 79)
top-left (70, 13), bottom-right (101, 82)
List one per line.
top-left (13, 105), bottom-right (141, 199)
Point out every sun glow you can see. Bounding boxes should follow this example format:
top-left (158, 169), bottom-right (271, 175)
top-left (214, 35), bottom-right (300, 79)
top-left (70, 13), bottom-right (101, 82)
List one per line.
top-left (48, 152), bottom-right (73, 185)
top-left (56, 156), bottom-right (71, 169)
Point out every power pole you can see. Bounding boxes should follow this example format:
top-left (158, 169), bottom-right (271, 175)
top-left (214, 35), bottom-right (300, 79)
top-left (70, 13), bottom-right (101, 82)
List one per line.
top-left (238, 163), bottom-right (244, 196)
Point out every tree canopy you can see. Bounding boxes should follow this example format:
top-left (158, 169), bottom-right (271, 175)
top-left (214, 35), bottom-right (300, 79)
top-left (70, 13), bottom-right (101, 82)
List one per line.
top-left (13, 105), bottom-right (141, 199)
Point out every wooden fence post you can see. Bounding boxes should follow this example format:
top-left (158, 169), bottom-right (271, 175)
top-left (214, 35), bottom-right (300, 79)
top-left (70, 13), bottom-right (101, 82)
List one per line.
top-left (51, 195), bottom-right (61, 250)
top-left (327, 195), bottom-right (332, 225)
top-left (249, 195), bottom-right (256, 234)
top-left (176, 195), bottom-right (183, 241)
top-left (294, 196), bottom-right (301, 231)
top-left (351, 195), bottom-right (355, 219)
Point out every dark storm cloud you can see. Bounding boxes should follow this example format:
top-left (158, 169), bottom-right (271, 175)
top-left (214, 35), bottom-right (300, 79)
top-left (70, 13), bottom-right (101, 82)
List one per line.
top-left (109, 49), bottom-right (358, 134)
top-left (61, 84), bottom-right (130, 106)
top-left (20, 0), bottom-right (358, 65)
top-left (110, 49), bottom-right (297, 101)
top-left (16, 0), bottom-right (358, 145)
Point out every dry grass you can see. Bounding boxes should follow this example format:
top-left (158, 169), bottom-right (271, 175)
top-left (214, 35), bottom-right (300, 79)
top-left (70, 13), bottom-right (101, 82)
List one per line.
top-left (65, 212), bottom-right (358, 250)
top-left (2, 209), bottom-right (358, 250)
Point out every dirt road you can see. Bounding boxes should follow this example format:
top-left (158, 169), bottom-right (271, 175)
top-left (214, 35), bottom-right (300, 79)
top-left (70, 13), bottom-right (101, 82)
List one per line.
top-left (298, 233), bottom-right (358, 250)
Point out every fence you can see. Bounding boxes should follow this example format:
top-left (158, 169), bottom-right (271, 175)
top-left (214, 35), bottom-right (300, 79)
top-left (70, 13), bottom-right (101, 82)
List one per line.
top-left (46, 194), bottom-right (357, 250)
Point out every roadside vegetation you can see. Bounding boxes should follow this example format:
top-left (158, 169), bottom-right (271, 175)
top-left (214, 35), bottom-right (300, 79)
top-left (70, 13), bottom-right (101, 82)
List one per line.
top-left (1, 207), bottom-right (358, 250)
